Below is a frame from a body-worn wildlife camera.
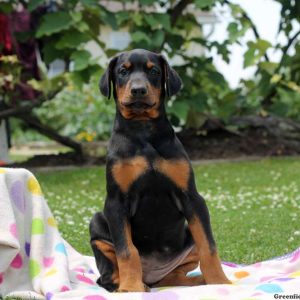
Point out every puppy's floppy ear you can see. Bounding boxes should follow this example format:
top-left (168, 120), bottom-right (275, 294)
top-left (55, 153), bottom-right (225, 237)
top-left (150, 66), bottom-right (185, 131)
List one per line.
top-left (99, 56), bottom-right (118, 99)
top-left (160, 55), bottom-right (182, 97)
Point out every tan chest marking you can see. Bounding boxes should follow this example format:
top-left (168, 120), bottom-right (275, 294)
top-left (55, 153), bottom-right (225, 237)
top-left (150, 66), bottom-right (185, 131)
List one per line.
top-left (112, 156), bottom-right (149, 193)
top-left (154, 158), bottom-right (190, 190)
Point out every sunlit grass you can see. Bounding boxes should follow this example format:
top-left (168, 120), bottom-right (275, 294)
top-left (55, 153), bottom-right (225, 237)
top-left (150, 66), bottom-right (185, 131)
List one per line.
top-left (36, 157), bottom-right (300, 264)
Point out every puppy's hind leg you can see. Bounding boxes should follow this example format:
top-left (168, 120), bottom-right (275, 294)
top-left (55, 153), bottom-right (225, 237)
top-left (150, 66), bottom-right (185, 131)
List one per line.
top-left (90, 212), bottom-right (119, 292)
top-left (153, 246), bottom-right (205, 287)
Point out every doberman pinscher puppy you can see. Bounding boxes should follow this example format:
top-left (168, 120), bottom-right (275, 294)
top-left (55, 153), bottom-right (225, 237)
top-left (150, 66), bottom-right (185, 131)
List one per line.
top-left (89, 49), bottom-right (230, 292)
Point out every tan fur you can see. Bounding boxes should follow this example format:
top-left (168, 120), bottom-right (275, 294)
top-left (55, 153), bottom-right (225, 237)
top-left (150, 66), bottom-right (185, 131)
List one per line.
top-left (94, 240), bottom-right (120, 285)
top-left (112, 156), bottom-right (149, 193)
top-left (188, 217), bottom-right (231, 284)
top-left (116, 78), bottom-right (161, 120)
top-left (123, 62), bottom-right (131, 69)
top-left (154, 158), bottom-right (190, 190)
top-left (116, 84), bottom-right (133, 119)
top-left (146, 85), bottom-right (160, 119)
top-left (117, 222), bottom-right (145, 292)
top-left (146, 61), bottom-right (155, 69)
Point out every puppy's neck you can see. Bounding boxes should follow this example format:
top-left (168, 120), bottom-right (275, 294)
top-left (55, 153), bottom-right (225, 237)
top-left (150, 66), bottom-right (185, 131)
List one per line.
top-left (113, 108), bottom-right (174, 141)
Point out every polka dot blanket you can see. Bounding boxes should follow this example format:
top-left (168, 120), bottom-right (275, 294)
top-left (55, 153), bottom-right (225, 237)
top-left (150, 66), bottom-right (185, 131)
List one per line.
top-left (1, 168), bottom-right (300, 300)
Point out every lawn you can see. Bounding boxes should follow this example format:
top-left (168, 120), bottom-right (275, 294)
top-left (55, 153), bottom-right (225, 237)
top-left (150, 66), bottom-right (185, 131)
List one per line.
top-left (35, 157), bottom-right (300, 265)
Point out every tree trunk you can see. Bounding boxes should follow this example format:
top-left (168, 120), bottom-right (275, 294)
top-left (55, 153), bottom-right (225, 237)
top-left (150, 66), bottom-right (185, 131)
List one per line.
top-left (19, 113), bottom-right (83, 156)
top-left (0, 93), bottom-right (83, 156)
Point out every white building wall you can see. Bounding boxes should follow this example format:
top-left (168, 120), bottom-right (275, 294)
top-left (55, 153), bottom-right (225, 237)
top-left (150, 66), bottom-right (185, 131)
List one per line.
top-left (0, 121), bottom-right (9, 164)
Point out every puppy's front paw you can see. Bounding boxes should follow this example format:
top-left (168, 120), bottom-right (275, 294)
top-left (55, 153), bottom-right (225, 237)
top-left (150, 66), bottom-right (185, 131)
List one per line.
top-left (116, 283), bottom-right (150, 292)
top-left (206, 276), bottom-right (232, 285)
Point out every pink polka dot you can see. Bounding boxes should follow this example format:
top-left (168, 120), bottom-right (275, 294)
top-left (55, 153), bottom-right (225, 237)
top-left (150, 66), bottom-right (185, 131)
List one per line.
top-left (43, 257), bottom-right (54, 268)
top-left (60, 286), bottom-right (70, 292)
top-left (0, 273), bottom-right (3, 284)
top-left (74, 267), bottom-right (85, 273)
top-left (76, 274), bottom-right (94, 285)
top-left (289, 249), bottom-right (300, 263)
top-left (260, 276), bottom-right (276, 282)
top-left (10, 253), bottom-right (23, 269)
top-left (84, 296), bottom-right (107, 300)
top-left (10, 223), bottom-right (18, 239)
top-left (217, 287), bottom-right (230, 296)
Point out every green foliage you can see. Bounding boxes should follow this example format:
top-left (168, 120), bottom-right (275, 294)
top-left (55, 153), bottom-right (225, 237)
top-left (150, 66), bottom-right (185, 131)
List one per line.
top-left (27, 0), bottom-right (44, 12)
top-left (36, 12), bottom-right (74, 37)
top-left (0, 55), bottom-right (22, 103)
top-left (222, 0), bottom-right (300, 121)
top-left (3, 0), bottom-right (300, 141)
top-left (244, 39), bottom-right (272, 68)
top-left (34, 75), bottom-right (115, 141)
top-left (195, 0), bottom-right (216, 9)
top-left (55, 30), bottom-right (90, 49)
top-left (70, 50), bottom-right (92, 71)
top-left (0, 5), bottom-right (10, 13)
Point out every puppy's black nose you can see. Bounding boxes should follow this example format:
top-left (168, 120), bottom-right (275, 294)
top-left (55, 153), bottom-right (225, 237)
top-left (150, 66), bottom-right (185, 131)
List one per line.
top-left (131, 86), bottom-right (148, 97)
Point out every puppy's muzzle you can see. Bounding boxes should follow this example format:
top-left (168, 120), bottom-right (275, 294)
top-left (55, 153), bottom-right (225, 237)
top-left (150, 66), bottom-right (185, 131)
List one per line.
top-left (131, 86), bottom-right (148, 97)
top-left (122, 101), bottom-right (155, 109)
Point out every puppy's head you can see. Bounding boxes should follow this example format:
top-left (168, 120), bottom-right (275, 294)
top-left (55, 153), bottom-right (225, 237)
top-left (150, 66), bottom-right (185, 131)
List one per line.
top-left (99, 49), bottom-right (182, 120)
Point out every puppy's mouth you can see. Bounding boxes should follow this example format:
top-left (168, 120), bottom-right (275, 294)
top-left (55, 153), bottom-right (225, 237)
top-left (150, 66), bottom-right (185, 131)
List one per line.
top-left (121, 100), bottom-right (156, 110)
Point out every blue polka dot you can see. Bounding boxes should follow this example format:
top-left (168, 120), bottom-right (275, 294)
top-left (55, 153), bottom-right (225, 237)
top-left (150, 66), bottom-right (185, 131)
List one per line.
top-left (187, 270), bottom-right (201, 277)
top-left (88, 286), bottom-right (101, 290)
top-left (55, 243), bottom-right (67, 255)
top-left (255, 283), bottom-right (284, 293)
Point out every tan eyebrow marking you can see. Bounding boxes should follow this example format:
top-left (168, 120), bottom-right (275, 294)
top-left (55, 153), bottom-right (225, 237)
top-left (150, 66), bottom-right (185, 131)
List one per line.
top-left (147, 61), bottom-right (155, 69)
top-left (123, 62), bottom-right (131, 69)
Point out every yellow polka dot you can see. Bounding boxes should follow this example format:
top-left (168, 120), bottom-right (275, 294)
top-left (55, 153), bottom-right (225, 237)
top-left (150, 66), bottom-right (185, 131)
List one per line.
top-left (0, 169), bottom-right (6, 174)
top-left (44, 268), bottom-right (57, 277)
top-left (27, 177), bottom-right (42, 195)
top-left (47, 217), bottom-right (57, 228)
top-left (157, 287), bottom-right (170, 291)
top-left (289, 271), bottom-right (300, 278)
top-left (234, 271), bottom-right (250, 279)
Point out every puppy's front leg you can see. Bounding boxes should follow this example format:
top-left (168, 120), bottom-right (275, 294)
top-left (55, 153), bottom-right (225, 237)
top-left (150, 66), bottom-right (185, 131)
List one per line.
top-left (104, 198), bottom-right (145, 292)
top-left (181, 187), bottom-right (231, 284)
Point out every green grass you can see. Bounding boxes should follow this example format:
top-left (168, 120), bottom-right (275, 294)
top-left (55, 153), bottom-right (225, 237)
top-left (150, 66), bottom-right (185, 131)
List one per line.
top-left (36, 157), bottom-right (300, 265)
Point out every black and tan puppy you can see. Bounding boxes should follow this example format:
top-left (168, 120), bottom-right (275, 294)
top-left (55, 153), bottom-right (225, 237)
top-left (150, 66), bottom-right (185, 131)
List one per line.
top-left (89, 49), bottom-right (230, 292)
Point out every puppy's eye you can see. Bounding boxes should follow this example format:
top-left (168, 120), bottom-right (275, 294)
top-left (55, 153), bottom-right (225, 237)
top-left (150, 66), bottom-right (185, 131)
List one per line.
top-left (149, 67), bottom-right (160, 76)
top-left (119, 68), bottom-right (129, 76)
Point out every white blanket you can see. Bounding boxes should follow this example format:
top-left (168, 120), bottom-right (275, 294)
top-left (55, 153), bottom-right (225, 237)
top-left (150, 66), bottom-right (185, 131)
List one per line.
top-left (0, 167), bottom-right (300, 299)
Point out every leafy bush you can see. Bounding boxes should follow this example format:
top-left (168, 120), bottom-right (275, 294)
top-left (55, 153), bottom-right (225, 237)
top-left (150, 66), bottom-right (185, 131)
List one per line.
top-left (1, 0), bottom-right (299, 142)
top-left (35, 75), bottom-right (115, 141)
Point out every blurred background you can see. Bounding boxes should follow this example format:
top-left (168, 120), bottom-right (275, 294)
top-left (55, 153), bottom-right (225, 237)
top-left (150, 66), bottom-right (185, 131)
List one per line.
top-left (1, 0), bottom-right (300, 168)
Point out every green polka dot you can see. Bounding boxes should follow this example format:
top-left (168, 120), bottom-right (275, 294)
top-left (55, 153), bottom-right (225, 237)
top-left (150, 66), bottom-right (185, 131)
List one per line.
top-left (31, 218), bottom-right (44, 234)
top-left (29, 259), bottom-right (40, 279)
